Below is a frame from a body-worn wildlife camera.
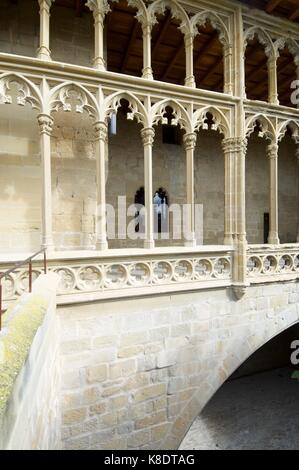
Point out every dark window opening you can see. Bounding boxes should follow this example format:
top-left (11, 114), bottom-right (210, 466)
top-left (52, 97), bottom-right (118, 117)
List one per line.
top-left (135, 187), bottom-right (169, 234)
top-left (162, 125), bottom-right (181, 145)
top-left (264, 212), bottom-right (270, 244)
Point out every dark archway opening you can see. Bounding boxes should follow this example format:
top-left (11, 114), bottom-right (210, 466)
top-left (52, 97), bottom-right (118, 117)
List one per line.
top-left (181, 323), bottom-right (299, 450)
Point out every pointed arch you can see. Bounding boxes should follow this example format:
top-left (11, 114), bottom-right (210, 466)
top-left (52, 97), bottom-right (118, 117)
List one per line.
top-left (103, 90), bottom-right (148, 127)
top-left (126, 0), bottom-right (151, 27)
top-left (245, 114), bottom-right (276, 142)
top-left (161, 311), bottom-right (299, 449)
top-left (0, 72), bottom-right (42, 111)
top-left (148, 0), bottom-right (192, 36)
top-left (244, 26), bottom-right (275, 59)
top-left (150, 98), bottom-right (192, 133)
top-left (108, 0), bottom-right (151, 27)
top-left (48, 82), bottom-right (100, 121)
top-left (193, 105), bottom-right (230, 138)
top-left (278, 119), bottom-right (299, 142)
top-left (274, 37), bottom-right (299, 60)
top-left (191, 11), bottom-right (229, 47)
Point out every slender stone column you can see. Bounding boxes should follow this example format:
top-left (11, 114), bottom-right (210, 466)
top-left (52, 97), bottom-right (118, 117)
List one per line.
top-left (141, 128), bottom-right (155, 249)
top-left (87, 0), bottom-right (109, 71)
top-left (222, 138), bottom-right (236, 246)
top-left (183, 132), bottom-right (197, 246)
top-left (224, 45), bottom-right (233, 95)
top-left (184, 34), bottom-right (195, 88)
top-left (94, 121), bottom-right (108, 250)
top-left (267, 142), bottom-right (280, 245)
top-left (268, 55), bottom-right (279, 105)
top-left (142, 23), bottom-right (153, 80)
top-left (233, 138), bottom-right (248, 295)
top-left (37, 114), bottom-right (54, 251)
top-left (37, 0), bottom-right (54, 61)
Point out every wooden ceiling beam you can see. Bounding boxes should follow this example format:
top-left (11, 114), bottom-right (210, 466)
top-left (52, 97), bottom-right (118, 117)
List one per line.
top-left (194, 32), bottom-right (219, 69)
top-left (277, 57), bottom-right (296, 76)
top-left (75, 0), bottom-right (84, 17)
top-left (289, 7), bottom-right (299, 21)
top-left (161, 42), bottom-right (185, 80)
top-left (265, 0), bottom-right (283, 13)
top-left (152, 11), bottom-right (172, 60)
top-left (246, 55), bottom-right (294, 95)
top-left (198, 56), bottom-right (223, 86)
top-left (120, 19), bottom-right (140, 74)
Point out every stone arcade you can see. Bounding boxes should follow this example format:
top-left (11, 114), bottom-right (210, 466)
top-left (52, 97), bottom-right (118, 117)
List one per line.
top-left (0, 0), bottom-right (299, 451)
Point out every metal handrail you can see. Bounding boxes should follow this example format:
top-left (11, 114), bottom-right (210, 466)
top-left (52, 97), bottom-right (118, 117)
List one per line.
top-left (0, 249), bottom-right (47, 330)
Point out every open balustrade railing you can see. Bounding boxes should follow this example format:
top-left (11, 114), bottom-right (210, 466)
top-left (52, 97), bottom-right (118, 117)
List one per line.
top-left (0, 249), bottom-right (47, 330)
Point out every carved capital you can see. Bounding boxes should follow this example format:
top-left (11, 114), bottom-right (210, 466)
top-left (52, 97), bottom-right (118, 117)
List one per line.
top-left (37, 113), bottom-right (54, 136)
top-left (142, 22), bottom-right (152, 36)
top-left (183, 132), bottom-right (197, 151)
top-left (267, 143), bottom-right (278, 160)
top-left (141, 127), bottom-right (155, 147)
top-left (222, 137), bottom-right (247, 155)
top-left (222, 138), bottom-right (235, 154)
top-left (38, 0), bottom-right (54, 12)
top-left (94, 121), bottom-right (108, 141)
top-left (86, 0), bottom-right (110, 22)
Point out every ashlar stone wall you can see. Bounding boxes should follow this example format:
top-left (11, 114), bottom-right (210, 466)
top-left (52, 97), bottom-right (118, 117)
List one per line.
top-left (0, 0), bottom-right (94, 68)
top-left (0, 99), bottom-right (298, 252)
top-left (59, 280), bottom-right (299, 450)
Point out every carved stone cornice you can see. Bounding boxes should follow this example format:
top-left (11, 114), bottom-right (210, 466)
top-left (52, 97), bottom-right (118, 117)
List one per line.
top-left (141, 127), bottom-right (155, 146)
top-left (37, 113), bottom-right (54, 136)
top-left (183, 132), bottom-right (197, 151)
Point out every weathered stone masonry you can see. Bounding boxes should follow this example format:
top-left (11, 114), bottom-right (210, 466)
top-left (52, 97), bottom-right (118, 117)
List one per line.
top-left (59, 281), bottom-right (299, 450)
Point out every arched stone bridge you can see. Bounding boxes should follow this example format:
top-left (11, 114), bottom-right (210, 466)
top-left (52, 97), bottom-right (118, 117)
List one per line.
top-left (58, 278), bottom-right (299, 450)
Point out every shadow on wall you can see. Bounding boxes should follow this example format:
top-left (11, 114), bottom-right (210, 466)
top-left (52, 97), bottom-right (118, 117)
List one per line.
top-left (180, 323), bottom-right (299, 450)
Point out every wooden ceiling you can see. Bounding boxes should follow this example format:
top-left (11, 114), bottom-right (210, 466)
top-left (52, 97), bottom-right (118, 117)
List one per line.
top-left (52, 0), bottom-right (299, 23)
top-left (52, 0), bottom-right (298, 105)
top-left (239, 0), bottom-right (299, 23)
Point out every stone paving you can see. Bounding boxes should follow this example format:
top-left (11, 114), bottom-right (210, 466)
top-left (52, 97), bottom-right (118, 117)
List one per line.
top-left (180, 367), bottom-right (299, 450)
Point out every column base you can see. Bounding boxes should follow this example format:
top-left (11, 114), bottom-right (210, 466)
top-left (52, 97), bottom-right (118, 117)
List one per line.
top-left (224, 84), bottom-right (233, 95)
top-left (184, 239), bottom-right (196, 248)
top-left (269, 97), bottom-right (279, 106)
top-left (184, 76), bottom-right (196, 88)
top-left (93, 57), bottom-right (106, 71)
top-left (224, 235), bottom-right (234, 246)
top-left (37, 47), bottom-right (51, 61)
top-left (96, 240), bottom-right (108, 251)
top-left (142, 67), bottom-right (154, 80)
top-left (144, 240), bottom-right (155, 249)
top-left (268, 232), bottom-right (280, 245)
